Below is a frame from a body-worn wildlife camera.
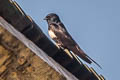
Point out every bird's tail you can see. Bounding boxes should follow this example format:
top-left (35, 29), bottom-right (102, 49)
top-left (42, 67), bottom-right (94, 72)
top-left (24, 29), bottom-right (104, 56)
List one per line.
top-left (85, 54), bottom-right (102, 69)
top-left (71, 45), bottom-right (102, 69)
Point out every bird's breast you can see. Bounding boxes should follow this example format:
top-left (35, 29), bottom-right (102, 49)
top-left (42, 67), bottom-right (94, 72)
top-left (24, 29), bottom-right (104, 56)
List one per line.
top-left (48, 30), bottom-right (57, 39)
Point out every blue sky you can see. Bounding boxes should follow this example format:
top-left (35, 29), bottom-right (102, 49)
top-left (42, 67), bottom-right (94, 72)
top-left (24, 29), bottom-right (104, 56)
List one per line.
top-left (15, 0), bottom-right (120, 80)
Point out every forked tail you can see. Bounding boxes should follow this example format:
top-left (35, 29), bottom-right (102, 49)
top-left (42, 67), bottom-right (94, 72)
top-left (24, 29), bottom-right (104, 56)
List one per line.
top-left (86, 55), bottom-right (102, 69)
top-left (72, 45), bottom-right (102, 69)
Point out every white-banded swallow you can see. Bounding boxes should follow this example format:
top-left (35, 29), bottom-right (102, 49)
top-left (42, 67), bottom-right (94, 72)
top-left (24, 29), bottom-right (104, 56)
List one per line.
top-left (44, 13), bottom-right (101, 68)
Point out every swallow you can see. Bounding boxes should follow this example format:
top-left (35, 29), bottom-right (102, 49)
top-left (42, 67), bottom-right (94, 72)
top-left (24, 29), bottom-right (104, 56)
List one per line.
top-left (44, 13), bottom-right (101, 68)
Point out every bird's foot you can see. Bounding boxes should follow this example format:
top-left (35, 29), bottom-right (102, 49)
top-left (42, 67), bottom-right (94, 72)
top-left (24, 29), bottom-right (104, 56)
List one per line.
top-left (64, 49), bottom-right (73, 58)
top-left (55, 44), bottom-right (65, 51)
top-left (55, 44), bottom-right (61, 49)
top-left (70, 51), bottom-right (82, 64)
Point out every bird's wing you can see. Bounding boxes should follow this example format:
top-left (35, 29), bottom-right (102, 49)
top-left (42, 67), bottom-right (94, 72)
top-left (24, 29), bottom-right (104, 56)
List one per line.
top-left (50, 23), bottom-right (102, 68)
top-left (52, 23), bottom-right (87, 54)
top-left (52, 23), bottom-right (77, 46)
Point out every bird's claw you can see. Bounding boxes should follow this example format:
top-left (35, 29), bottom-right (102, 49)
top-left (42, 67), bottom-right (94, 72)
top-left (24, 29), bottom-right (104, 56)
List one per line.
top-left (55, 44), bottom-right (61, 49)
top-left (64, 49), bottom-right (73, 58)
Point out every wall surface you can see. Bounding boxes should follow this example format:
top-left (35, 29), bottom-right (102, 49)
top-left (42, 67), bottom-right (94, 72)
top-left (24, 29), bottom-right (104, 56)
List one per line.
top-left (0, 25), bottom-right (66, 80)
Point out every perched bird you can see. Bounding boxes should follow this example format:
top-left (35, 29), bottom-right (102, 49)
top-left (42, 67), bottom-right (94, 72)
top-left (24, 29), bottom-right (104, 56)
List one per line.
top-left (44, 13), bottom-right (101, 68)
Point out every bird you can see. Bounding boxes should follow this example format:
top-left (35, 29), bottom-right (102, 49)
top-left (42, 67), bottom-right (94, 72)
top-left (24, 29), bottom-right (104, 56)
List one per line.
top-left (44, 13), bottom-right (101, 68)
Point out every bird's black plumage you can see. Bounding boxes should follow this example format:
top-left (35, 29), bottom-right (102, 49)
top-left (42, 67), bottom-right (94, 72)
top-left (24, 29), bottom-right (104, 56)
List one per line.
top-left (44, 13), bottom-right (101, 68)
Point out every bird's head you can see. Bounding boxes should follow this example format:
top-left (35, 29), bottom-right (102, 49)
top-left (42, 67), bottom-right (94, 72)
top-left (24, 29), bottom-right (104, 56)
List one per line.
top-left (44, 13), bottom-right (61, 24)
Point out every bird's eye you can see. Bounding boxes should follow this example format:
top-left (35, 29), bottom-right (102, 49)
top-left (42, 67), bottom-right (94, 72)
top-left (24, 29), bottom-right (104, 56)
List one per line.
top-left (47, 16), bottom-right (51, 19)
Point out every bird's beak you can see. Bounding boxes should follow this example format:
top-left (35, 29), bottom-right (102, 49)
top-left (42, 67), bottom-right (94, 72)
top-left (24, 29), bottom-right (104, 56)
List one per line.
top-left (44, 17), bottom-right (48, 20)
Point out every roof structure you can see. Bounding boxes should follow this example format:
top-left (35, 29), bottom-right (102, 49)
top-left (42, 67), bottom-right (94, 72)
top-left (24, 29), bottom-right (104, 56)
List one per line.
top-left (0, 20), bottom-right (67, 80)
top-left (0, 0), bottom-right (105, 80)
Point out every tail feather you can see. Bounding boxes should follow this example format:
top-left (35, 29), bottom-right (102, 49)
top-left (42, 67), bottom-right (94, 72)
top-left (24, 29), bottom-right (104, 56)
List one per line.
top-left (70, 45), bottom-right (102, 69)
top-left (86, 55), bottom-right (102, 69)
top-left (70, 46), bottom-right (92, 64)
top-left (78, 51), bottom-right (102, 69)
top-left (77, 52), bottom-right (92, 64)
